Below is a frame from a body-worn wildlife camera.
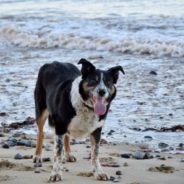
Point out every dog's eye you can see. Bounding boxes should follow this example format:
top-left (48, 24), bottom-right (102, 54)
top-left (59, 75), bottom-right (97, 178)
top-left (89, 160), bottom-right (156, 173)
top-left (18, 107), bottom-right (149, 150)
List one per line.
top-left (104, 79), bottom-right (112, 87)
top-left (88, 79), bottom-right (98, 86)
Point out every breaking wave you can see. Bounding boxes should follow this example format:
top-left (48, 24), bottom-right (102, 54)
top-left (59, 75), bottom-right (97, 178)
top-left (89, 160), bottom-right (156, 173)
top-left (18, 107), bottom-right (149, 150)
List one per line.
top-left (0, 25), bottom-right (184, 58)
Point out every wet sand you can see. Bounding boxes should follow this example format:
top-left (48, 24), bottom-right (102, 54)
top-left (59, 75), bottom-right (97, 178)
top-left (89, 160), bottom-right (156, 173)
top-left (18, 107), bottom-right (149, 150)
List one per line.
top-left (0, 132), bottom-right (184, 184)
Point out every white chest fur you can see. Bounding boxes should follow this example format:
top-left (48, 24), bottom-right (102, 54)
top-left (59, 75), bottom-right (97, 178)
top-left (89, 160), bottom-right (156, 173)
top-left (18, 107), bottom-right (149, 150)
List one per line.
top-left (68, 77), bottom-right (104, 138)
top-left (68, 108), bottom-right (104, 138)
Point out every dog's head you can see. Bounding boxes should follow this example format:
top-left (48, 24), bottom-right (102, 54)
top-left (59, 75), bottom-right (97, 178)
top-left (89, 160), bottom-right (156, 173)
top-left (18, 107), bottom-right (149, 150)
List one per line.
top-left (78, 58), bottom-right (125, 116)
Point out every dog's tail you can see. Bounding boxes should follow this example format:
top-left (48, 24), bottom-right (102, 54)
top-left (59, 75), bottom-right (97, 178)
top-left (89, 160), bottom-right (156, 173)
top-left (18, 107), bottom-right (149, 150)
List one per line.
top-left (34, 65), bottom-right (48, 119)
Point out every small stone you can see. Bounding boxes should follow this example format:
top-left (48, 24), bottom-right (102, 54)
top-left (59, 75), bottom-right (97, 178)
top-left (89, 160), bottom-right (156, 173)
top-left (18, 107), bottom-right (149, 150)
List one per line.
top-left (144, 136), bottom-right (153, 140)
top-left (109, 176), bottom-right (116, 181)
top-left (2, 144), bottom-right (9, 149)
top-left (179, 143), bottom-right (183, 147)
top-left (120, 153), bottom-right (131, 159)
top-left (0, 112), bottom-right (8, 116)
top-left (149, 71), bottom-right (157, 75)
top-left (23, 155), bottom-right (33, 159)
top-left (161, 148), bottom-right (170, 152)
top-left (133, 151), bottom-right (145, 159)
top-left (86, 145), bottom-right (91, 148)
top-left (34, 169), bottom-right (41, 173)
top-left (107, 129), bottom-right (115, 136)
top-left (168, 113), bottom-right (173, 117)
top-left (113, 178), bottom-right (119, 183)
top-left (42, 157), bottom-right (51, 162)
top-left (14, 153), bottom-right (23, 160)
top-left (17, 139), bottom-right (35, 147)
top-left (0, 133), bottom-right (5, 137)
top-left (116, 171), bottom-right (122, 175)
top-left (158, 157), bottom-right (166, 160)
top-left (123, 162), bottom-right (128, 167)
top-left (158, 142), bottom-right (169, 149)
top-left (12, 133), bottom-right (22, 137)
top-left (44, 144), bottom-right (52, 151)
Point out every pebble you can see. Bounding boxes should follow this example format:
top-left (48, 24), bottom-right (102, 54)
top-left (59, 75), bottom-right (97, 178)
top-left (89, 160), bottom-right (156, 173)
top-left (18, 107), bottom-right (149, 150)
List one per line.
top-left (44, 144), bottom-right (52, 151)
top-left (107, 129), bottom-right (115, 136)
top-left (12, 132), bottom-right (22, 138)
top-left (132, 127), bottom-right (141, 131)
top-left (116, 171), bottom-right (122, 175)
top-left (120, 153), bottom-right (131, 159)
top-left (2, 144), bottom-right (9, 149)
top-left (133, 151), bottom-right (153, 160)
top-left (168, 113), bottom-right (173, 117)
top-left (0, 112), bottom-right (8, 116)
top-left (123, 162), bottom-right (128, 167)
top-left (144, 136), bottom-right (153, 140)
top-left (177, 143), bottom-right (184, 150)
top-left (158, 157), bottom-right (166, 160)
top-left (42, 157), bottom-right (51, 162)
top-left (109, 176), bottom-right (116, 181)
top-left (0, 133), bottom-right (5, 137)
top-left (161, 148), bottom-right (170, 152)
top-left (17, 139), bottom-right (35, 147)
top-left (133, 151), bottom-right (145, 159)
top-left (23, 155), bottom-right (33, 159)
top-left (149, 71), bottom-right (157, 75)
top-left (180, 158), bottom-right (184, 162)
top-left (34, 169), bottom-right (41, 173)
top-left (158, 142), bottom-right (169, 149)
top-left (14, 153), bottom-right (23, 160)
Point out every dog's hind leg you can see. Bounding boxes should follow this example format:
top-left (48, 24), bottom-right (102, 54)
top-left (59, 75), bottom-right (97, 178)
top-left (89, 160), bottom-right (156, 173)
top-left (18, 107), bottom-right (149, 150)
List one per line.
top-left (33, 76), bottom-right (48, 167)
top-left (90, 127), bottom-right (108, 181)
top-left (33, 109), bottom-right (48, 167)
top-left (49, 134), bottom-right (63, 182)
top-left (63, 134), bottom-right (76, 162)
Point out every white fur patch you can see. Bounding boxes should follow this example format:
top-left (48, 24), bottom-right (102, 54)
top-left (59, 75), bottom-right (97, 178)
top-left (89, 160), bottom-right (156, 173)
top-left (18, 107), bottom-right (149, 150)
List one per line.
top-left (69, 77), bottom-right (104, 138)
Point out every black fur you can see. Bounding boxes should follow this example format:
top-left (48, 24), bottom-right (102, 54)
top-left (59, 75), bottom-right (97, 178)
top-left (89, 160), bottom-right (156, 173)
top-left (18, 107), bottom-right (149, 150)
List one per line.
top-left (34, 61), bottom-right (80, 135)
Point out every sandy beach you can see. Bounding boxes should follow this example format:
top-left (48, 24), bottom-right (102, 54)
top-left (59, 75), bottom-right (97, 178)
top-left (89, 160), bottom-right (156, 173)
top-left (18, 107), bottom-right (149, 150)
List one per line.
top-left (0, 131), bottom-right (184, 184)
top-left (0, 1), bottom-right (184, 184)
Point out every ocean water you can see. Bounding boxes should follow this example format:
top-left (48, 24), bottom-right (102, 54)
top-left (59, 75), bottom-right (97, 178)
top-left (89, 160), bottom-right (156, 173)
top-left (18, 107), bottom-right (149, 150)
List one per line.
top-left (0, 0), bottom-right (184, 149)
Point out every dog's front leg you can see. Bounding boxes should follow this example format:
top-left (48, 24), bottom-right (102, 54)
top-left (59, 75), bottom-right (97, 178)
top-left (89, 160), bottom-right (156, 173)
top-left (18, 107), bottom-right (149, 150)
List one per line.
top-left (49, 135), bottom-right (63, 182)
top-left (90, 128), bottom-right (108, 181)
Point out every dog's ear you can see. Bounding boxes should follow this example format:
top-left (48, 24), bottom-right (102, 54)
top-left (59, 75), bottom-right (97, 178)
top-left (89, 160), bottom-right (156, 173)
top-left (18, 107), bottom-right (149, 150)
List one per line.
top-left (78, 58), bottom-right (96, 78)
top-left (108, 66), bottom-right (125, 84)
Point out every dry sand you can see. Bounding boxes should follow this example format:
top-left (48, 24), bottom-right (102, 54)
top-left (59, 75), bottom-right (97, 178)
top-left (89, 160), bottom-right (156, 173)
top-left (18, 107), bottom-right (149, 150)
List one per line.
top-left (0, 133), bottom-right (183, 184)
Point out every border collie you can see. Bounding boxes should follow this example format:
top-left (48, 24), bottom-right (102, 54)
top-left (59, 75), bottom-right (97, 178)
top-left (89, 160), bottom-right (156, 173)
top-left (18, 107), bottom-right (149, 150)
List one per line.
top-left (33, 58), bottom-right (124, 181)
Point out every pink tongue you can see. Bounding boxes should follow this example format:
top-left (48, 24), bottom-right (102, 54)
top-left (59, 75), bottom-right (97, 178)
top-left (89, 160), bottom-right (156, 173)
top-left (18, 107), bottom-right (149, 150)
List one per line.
top-left (94, 97), bottom-right (106, 115)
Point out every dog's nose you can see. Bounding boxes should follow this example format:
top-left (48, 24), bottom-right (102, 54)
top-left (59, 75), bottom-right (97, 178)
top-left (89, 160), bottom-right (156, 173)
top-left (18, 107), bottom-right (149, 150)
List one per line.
top-left (98, 89), bottom-right (106, 97)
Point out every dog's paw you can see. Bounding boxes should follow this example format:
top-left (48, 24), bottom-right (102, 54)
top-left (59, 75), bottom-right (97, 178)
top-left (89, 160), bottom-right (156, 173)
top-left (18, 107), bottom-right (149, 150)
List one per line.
top-left (95, 173), bottom-right (108, 181)
top-left (33, 156), bottom-right (42, 167)
top-left (49, 174), bottom-right (63, 182)
top-left (65, 154), bottom-right (77, 162)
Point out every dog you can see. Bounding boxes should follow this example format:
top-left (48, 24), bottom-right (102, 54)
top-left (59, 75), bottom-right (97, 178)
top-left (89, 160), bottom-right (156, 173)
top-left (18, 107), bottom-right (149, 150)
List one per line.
top-left (33, 58), bottom-right (124, 181)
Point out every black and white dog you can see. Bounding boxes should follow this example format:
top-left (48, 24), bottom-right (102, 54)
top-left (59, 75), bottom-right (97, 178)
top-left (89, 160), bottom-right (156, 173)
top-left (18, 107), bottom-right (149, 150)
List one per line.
top-left (33, 58), bottom-right (124, 181)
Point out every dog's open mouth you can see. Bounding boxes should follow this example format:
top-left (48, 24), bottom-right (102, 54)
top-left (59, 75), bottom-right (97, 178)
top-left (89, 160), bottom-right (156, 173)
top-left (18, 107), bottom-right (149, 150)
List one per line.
top-left (92, 96), bottom-right (106, 115)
